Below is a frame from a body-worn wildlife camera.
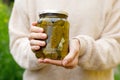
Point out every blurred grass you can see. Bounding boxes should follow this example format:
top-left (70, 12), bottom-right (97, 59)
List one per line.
top-left (115, 65), bottom-right (120, 80)
top-left (0, 1), bottom-right (24, 80)
top-left (0, 0), bottom-right (120, 80)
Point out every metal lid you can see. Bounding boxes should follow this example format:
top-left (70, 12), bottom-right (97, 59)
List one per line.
top-left (39, 10), bottom-right (68, 16)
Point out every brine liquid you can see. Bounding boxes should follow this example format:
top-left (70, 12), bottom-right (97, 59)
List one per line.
top-left (34, 18), bottom-right (69, 60)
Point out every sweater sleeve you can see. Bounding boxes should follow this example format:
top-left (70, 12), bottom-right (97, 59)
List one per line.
top-left (75, 0), bottom-right (120, 70)
top-left (9, 0), bottom-right (47, 70)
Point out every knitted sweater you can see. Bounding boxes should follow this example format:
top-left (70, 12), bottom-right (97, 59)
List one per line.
top-left (9, 0), bottom-right (120, 80)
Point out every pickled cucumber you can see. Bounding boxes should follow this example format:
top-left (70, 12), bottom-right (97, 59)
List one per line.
top-left (35, 12), bottom-right (69, 60)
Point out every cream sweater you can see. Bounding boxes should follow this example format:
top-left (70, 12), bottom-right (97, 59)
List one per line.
top-left (9, 0), bottom-right (120, 80)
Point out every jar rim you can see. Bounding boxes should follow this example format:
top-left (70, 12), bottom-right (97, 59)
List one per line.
top-left (39, 10), bottom-right (68, 16)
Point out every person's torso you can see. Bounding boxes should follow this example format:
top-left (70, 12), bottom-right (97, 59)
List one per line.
top-left (24, 65), bottom-right (113, 80)
top-left (24, 0), bottom-right (114, 80)
top-left (27, 0), bottom-right (113, 40)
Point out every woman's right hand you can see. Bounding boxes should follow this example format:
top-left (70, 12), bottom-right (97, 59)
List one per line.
top-left (29, 22), bottom-right (47, 51)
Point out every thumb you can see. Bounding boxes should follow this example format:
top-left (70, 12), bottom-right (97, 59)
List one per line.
top-left (62, 39), bottom-right (80, 66)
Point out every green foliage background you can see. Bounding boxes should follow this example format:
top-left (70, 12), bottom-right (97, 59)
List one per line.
top-left (0, 0), bottom-right (120, 80)
top-left (0, 1), bottom-right (24, 80)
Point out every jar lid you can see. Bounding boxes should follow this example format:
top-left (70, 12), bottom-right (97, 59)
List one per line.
top-left (39, 10), bottom-right (68, 17)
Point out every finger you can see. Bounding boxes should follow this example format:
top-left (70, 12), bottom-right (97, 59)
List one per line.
top-left (31, 46), bottom-right (40, 51)
top-left (62, 50), bottom-right (77, 66)
top-left (38, 58), bottom-right (62, 66)
top-left (63, 52), bottom-right (77, 65)
top-left (63, 53), bottom-right (79, 68)
top-left (63, 39), bottom-right (80, 66)
top-left (37, 58), bottom-right (44, 63)
top-left (32, 22), bottom-right (37, 26)
top-left (62, 53), bottom-right (76, 67)
top-left (69, 39), bottom-right (80, 57)
top-left (30, 33), bottom-right (47, 40)
top-left (30, 39), bottom-right (46, 46)
top-left (30, 26), bottom-right (44, 33)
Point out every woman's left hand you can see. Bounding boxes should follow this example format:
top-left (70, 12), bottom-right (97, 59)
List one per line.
top-left (38, 39), bottom-right (80, 69)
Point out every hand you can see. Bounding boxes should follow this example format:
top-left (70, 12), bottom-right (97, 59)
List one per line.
top-left (29, 22), bottom-right (47, 51)
top-left (38, 39), bottom-right (80, 69)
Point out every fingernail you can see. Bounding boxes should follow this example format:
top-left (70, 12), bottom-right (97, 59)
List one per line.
top-left (43, 58), bottom-right (49, 63)
top-left (40, 28), bottom-right (44, 32)
top-left (38, 59), bottom-right (44, 63)
top-left (63, 60), bottom-right (68, 65)
top-left (42, 34), bottom-right (47, 38)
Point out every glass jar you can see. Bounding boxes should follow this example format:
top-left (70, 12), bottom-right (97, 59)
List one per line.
top-left (34, 10), bottom-right (69, 60)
